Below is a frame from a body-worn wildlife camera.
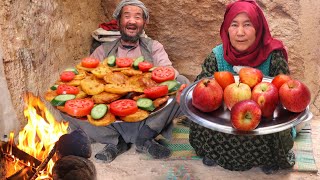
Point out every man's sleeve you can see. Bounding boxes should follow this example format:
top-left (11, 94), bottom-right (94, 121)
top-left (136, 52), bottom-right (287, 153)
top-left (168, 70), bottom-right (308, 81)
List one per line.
top-left (152, 40), bottom-right (179, 77)
top-left (90, 45), bottom-right (105, 61)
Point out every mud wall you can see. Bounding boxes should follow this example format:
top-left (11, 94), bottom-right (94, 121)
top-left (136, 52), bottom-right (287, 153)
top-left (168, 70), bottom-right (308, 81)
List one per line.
top-left (0, 0), bottom-right (319, 136)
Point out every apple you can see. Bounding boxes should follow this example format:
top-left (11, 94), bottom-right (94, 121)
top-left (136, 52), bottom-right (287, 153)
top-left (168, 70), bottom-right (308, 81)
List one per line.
top-left (231, 100), bottom-right (262, 131)
top-left (192, 78), bottom-right (223, 112)
top-left (223, 82), bottom-right (252, 110)
top-left (271, 74), bottom-right (292, 90)
top-left (279, 79), bottom-right (311, 113)
top-left (214, 71), bottom-right (235, 90)
top-left (252, 82), bottom-right (279, 118)
top-left (239, 67), bottom-right (263, 88)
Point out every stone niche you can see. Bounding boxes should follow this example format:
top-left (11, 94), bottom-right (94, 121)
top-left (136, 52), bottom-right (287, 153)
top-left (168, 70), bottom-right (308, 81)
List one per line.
top-left (0, 0), bottom-right (319, 137)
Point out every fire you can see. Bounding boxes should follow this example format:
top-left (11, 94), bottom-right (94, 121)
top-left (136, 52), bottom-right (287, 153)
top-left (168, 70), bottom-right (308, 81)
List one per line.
top-left (16, 92), bottom-right (68, 178)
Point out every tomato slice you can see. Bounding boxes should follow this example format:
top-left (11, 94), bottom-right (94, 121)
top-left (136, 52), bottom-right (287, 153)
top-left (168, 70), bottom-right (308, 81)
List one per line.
top-left (56, 84), bottom-right (79, 95)
top-left (60, 71), bottom-right (75, 82)
top-left (116, 57), bottom-right (134, 68)
top-left (81, 57), bottom-right (100, 68)
top-left (64, 98), bottom-right (94, 117)
top-left (151, 67), bottom-right (175, 83)
top-left (110, 99), bottom-right (138, 116)
top-left (144, 85), bottom-right (169, 99)
top-left (138, 62), bottom-right (153, 72)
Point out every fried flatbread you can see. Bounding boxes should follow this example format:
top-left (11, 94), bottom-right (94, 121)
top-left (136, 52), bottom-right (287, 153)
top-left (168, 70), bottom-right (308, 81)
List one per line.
top-left (92, 92), bottom-right (122, 104)
top-left (80, 77), bottom-right (105, 95)
top-left (87, 110), bottom-right (116, 126)
top-left (103, 72), bottom-right (129, 85)
top-left (119, 109), bottom-right (149, 122)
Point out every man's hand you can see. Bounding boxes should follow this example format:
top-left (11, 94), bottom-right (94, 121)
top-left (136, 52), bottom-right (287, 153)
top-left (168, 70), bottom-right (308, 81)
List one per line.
top-left (176, 84), bottom-right (187, 104)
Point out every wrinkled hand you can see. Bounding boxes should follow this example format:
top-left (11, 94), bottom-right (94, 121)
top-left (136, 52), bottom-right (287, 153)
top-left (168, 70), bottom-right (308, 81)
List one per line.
top-left (176, 84), bottom-right (187, 104)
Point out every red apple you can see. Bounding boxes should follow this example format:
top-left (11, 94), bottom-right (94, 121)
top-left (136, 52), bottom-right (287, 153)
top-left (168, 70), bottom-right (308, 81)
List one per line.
top-left (192, 78), bottom-right (223, 112)
top-left (239, 67), bottom-right (263, 88)
top-left (214, 71), bottom-right (235, 90)
top-left (231, 100), bottom-right (262, 131)
top-left (271, 74), bottom-right (292, 90)
top-left (252, 82), bottom-right (279, 118)
top-left (223, 82), bottom-right (252, 110)
top-left (279, 79), bottom-right (311, 113)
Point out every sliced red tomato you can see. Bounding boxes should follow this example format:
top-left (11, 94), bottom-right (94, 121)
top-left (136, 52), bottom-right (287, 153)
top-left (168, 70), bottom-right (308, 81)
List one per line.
top-left (110, 99), bottom-right (138, 116)
top-left (116, 57), bottom-right (134, 68)
top-left (60, 71), bottom-right (75, 82)
top-left (151, 67), bottom-right (175, 83)
top-left (144, 85), bottom-right (169, 99)
top-left (56, 84), bottom-right (79, 95)
top-left (138, 62), bottom-right (153, 72)
top-left (64, 98), bottom-right (94, 117)
top-left (81, 57), bottom-right (100, 68)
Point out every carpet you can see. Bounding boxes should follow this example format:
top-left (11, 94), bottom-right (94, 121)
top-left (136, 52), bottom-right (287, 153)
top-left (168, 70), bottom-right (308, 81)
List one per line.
top-left (159, 123), bottom-right (318, 172)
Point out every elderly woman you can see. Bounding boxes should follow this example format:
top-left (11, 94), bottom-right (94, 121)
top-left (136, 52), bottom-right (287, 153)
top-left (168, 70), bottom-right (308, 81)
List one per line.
top-left (189, 0), bottom-right (294, 173)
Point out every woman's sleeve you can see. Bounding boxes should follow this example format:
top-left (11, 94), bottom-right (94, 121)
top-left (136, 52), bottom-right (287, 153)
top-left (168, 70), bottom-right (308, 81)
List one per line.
top-left (195, 52), bottom-right (219, 81)
top-left (269, 50), bottom-right (290, 76)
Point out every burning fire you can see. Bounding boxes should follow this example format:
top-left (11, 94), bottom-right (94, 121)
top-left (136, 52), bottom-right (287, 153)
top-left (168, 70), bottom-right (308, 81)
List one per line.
top-left (8, 92), bottom-right (69, 178)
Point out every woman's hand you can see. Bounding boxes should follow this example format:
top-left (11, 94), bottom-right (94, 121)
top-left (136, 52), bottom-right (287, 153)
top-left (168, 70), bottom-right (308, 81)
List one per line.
top-left (176, 84), bottom-right (187, 104)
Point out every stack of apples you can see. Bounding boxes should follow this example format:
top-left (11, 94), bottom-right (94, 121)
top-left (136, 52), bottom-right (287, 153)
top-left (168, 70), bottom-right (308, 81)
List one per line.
top-left (192, 67), bottom-right (311, 131)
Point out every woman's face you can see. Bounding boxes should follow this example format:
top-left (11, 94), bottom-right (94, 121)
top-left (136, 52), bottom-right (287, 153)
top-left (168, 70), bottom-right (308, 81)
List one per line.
top-left (228, 13), bottom-right (256, 52)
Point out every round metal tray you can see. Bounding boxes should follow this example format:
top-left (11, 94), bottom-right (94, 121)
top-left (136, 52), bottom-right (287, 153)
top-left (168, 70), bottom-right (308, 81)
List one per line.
top-left (180, 76), bottom-right (313, 135)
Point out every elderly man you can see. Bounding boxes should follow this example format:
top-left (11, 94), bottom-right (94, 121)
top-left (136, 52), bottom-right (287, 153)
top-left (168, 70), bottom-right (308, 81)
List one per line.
top-left (61, 0), bottom-right (189, 163)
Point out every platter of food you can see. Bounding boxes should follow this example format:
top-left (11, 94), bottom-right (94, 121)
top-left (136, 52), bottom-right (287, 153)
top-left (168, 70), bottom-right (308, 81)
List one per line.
top-left (44, 56), bottom-right (180, 126)
top-left (180, 75), bottom-right (313, 135)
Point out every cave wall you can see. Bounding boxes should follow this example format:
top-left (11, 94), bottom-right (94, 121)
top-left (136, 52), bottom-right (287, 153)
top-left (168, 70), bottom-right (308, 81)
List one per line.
top-left (0, 0), bottom-right (105, 137)
top-left (0, 0), bottom-right (319, 136)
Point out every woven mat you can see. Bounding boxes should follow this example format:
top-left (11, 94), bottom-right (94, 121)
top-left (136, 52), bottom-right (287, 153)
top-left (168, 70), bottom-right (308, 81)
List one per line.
top-left (158, 123), bottom-right (318, 172)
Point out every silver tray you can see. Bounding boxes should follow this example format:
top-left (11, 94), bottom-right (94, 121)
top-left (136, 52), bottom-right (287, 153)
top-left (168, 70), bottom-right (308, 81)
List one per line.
top-left (180, 76), bottom-right (313, 135)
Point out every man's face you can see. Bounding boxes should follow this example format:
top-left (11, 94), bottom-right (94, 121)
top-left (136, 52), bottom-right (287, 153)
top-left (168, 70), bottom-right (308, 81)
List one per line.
top-left (119, 5), bottom-right (146, 43)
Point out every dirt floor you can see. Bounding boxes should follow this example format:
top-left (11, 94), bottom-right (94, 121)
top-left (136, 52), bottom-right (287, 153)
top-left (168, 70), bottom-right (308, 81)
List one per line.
top-left (89, 116), bottom-right (320, 180)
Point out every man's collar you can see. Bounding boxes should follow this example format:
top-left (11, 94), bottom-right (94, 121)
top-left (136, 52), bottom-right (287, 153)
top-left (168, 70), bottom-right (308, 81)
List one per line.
top-left (119, 39), bottom-right (140, 49)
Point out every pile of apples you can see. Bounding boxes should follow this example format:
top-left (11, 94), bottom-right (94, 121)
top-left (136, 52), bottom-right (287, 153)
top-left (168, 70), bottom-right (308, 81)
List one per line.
top-left (192, 67), bottom-right (311, 131)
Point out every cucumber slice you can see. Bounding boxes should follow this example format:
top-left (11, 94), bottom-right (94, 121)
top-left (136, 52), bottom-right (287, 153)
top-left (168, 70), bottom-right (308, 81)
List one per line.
top-left (107, 55), bottom-right (116, 67)
top-left (50, 84), bottom-right (59, 90)
top-left (133, 56), bottom-right (144, 70)
top-left (64, 68), bottom-right (79, 75)
top-left (137, 98), bottom-right (156, 111)
top-left (160, 80), bottom-right (181, 92)
top-left (148, 66), bottom-right (157, 72)
top-left (91, 104), bottom-right (108, 119)
top-left (51, 94), bottom-right (76, 106)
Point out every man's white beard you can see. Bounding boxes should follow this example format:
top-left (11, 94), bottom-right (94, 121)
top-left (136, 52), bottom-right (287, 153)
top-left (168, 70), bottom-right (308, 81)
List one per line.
top-left (120, 31), bottom-right (141, 43)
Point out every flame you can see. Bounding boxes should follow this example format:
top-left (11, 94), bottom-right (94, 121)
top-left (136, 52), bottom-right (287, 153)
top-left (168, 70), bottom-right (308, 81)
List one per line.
top-left (16, 92), bottom-right (68, 178)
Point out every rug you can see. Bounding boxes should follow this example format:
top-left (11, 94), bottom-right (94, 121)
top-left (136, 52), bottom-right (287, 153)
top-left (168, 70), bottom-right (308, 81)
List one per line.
top-left (159, 123), bottom-right (318, 172)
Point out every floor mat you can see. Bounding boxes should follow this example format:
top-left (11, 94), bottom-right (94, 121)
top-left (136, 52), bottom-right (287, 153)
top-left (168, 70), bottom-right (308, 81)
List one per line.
top-left (292, 123), bottom-right (318, 172)
top-left (159, 123), bottom-right (318, 172)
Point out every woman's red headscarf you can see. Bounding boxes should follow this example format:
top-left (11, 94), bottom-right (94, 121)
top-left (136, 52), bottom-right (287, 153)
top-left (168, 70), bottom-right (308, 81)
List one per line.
top-left (220, 0), bottom-right (288, 67)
